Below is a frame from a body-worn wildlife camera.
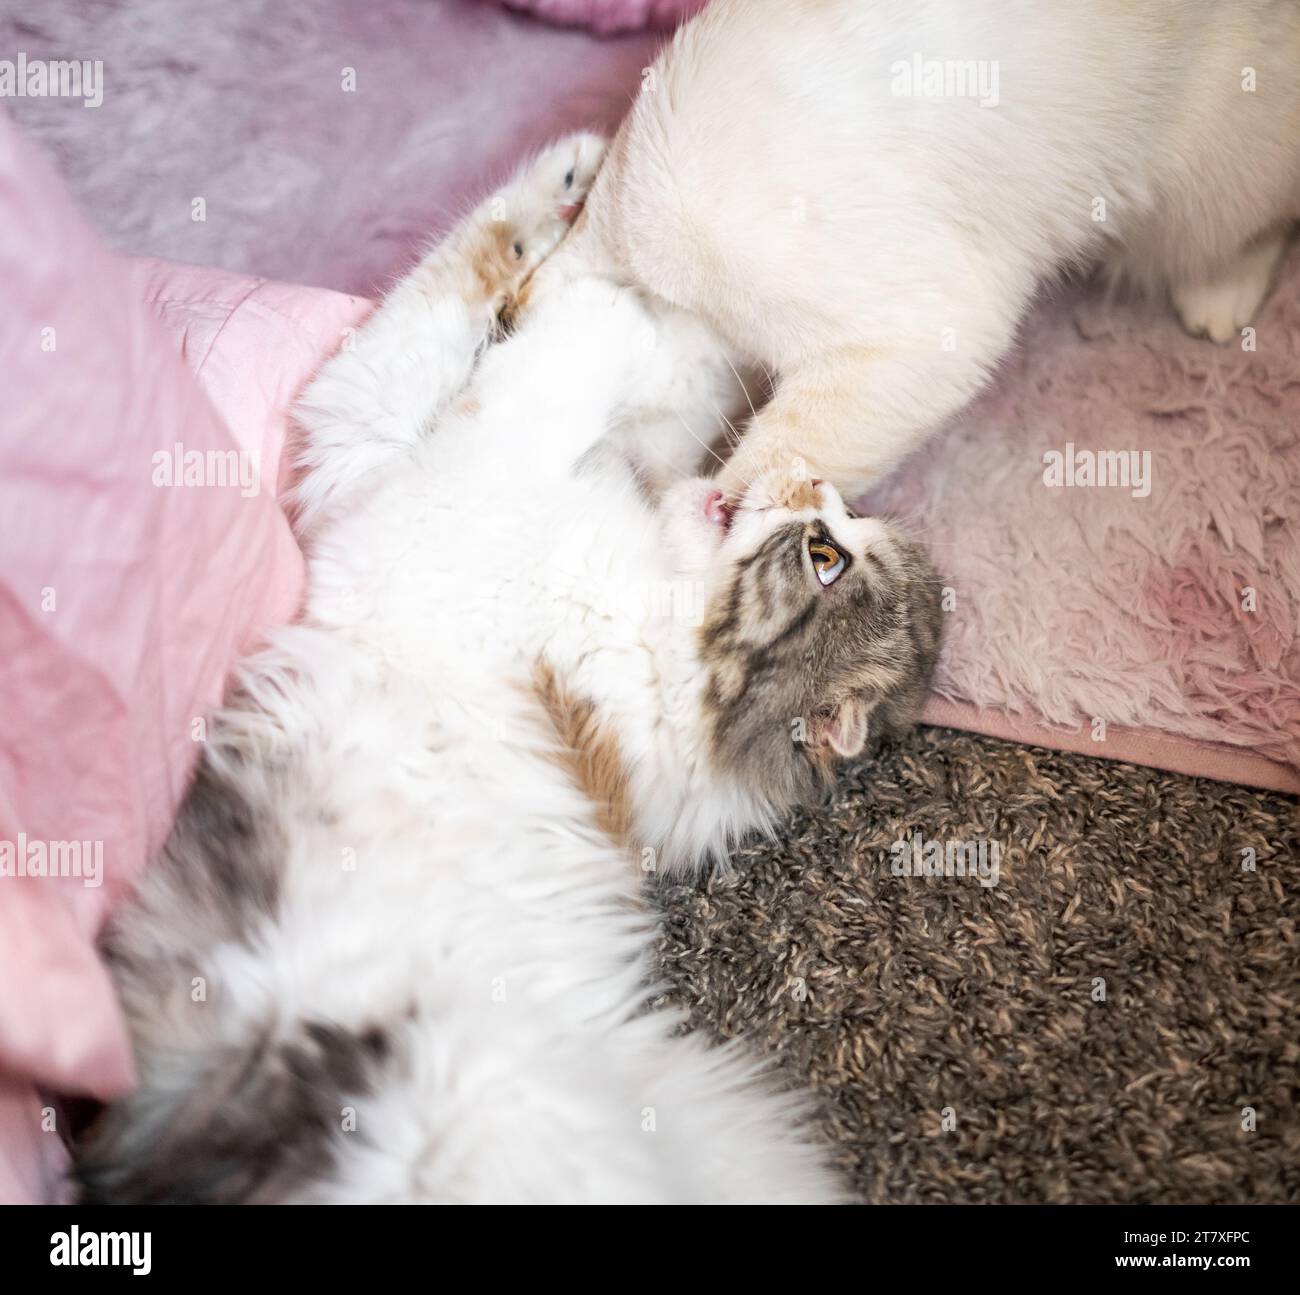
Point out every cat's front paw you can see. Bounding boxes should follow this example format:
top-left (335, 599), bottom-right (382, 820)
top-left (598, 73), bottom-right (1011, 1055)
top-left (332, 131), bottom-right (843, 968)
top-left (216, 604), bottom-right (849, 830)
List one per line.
top-left (719, 444), bottom-right (823, 512)
top-left (486, 131), bottom-right (607, 325)
top-left (755, 465), bottom-right (824, 514)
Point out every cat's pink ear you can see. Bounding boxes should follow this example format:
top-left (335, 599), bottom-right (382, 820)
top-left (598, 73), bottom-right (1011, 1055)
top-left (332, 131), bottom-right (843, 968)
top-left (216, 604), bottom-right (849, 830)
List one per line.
top-left (813, 697), bottom-right (872, 758)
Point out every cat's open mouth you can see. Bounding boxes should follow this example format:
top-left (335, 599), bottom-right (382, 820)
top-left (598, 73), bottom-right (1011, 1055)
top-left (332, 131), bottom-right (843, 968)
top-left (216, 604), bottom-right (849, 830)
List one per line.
top-left (703, 489), bottom-right (735, 534)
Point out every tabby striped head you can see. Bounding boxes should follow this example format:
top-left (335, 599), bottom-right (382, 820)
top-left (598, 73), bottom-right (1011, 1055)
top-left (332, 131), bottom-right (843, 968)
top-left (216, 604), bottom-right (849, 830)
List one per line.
top-left (665, 470), bottom-right (942, 810)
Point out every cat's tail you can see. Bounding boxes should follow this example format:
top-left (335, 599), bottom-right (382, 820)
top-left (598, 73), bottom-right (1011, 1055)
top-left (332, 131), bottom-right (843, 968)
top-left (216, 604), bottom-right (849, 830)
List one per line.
top-left (75, 1011), bottom-right (392, 1205)
top-left (74, 728), bottom-right (395, 1204)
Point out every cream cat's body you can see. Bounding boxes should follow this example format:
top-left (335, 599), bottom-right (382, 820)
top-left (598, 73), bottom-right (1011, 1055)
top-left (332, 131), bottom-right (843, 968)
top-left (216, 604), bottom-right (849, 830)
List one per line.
top-left (573, 0), bottom-right (1300, 494)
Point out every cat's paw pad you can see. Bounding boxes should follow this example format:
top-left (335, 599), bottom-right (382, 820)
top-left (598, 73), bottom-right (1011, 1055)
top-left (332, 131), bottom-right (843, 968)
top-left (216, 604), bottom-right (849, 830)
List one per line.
top-left (1172, 237), bottom-right (1285, 345)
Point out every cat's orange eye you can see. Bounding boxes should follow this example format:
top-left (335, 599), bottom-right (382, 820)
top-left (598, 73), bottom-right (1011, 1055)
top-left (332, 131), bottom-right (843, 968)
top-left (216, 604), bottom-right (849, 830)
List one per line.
top-left (809, 540), bottom-right (846, 587)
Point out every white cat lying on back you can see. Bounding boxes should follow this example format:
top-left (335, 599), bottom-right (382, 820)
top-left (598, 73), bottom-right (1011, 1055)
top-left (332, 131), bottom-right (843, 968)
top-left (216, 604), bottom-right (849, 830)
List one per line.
top-left (573, 0), bottom-right (1300, 495)
top-left (77, 137), bottom-right (940, 1203)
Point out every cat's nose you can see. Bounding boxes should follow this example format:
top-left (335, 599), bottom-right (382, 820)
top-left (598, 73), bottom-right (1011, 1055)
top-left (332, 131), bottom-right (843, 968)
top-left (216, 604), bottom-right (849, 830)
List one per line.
top-left (557, 202), bottom-right (583, 222)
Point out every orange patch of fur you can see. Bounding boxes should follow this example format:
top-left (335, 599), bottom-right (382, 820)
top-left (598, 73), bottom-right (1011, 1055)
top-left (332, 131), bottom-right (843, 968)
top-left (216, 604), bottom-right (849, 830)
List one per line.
top-left (530, 657), bottom-right (634, 848)
top-left (470, 223), bottom-right (517, 300)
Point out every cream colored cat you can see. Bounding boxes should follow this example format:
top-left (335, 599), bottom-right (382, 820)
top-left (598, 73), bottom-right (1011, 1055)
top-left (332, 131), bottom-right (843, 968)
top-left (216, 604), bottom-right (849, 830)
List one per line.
top-left (566, 0), bottom-right (1300, 497)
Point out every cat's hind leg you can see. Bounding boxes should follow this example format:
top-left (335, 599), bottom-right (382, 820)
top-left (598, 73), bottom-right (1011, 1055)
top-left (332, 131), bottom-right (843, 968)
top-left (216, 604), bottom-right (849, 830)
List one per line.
top-left (294, 132), bottom-right (606, 532)
top-left (1171, 229), bottom-right (1290, 345)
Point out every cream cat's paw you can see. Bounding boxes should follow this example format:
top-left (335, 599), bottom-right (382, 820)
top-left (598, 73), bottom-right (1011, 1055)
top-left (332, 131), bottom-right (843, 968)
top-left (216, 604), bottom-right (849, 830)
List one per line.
top-left (717, 434), bottom-right (826, 508)
top-left (1172, 234), bottom-right (1287, 345)
top-left (753, 465), bottom-right (823, 514)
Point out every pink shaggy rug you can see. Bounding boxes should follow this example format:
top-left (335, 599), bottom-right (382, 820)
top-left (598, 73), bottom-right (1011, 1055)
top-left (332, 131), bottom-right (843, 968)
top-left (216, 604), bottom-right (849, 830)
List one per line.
top-left (869, 268), bottom-right (1300, 795)
top-left (5, 0), bottom-right (1298, 792)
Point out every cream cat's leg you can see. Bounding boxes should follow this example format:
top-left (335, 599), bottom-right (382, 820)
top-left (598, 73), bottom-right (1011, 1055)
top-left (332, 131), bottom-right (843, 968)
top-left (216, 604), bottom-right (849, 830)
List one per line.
top-left (1171, 230), bottom-right (1290, 346)
top-left (714, 340), bottom-right (997, 502)
top-left (724, 224), bottom-right (1290, 498)
top-left (294, 132), bottom-right (605, 532)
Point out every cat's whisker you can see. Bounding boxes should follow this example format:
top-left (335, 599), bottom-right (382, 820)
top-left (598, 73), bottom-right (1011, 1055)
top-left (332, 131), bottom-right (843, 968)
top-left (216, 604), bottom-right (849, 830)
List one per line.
top-left (672, 408), bottom-right (742, 481)
top-left (724, 355), bottom-right (760, 424)
top-left (705, 392), bottom-right (768, 493)
top-left (716, 408), bottom-right (743, 447)
top-left (719, 407), bottom-right (763, 469)
top-left (636, 424), bottom-right (712, 482)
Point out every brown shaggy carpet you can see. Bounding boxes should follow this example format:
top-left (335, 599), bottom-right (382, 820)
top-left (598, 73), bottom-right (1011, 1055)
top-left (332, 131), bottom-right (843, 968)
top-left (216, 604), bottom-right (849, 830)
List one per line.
top-left (655, 727), bottom-right (1300, 1204)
